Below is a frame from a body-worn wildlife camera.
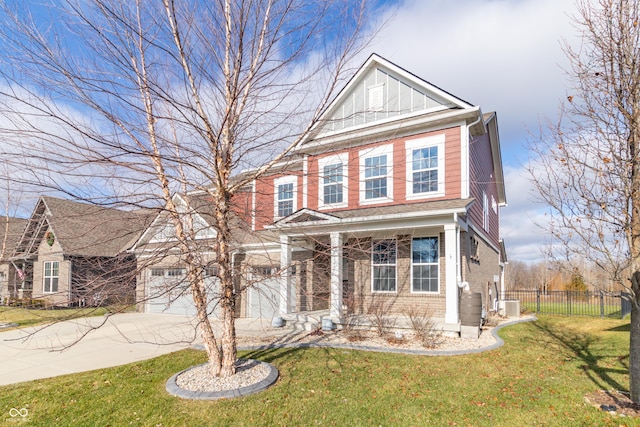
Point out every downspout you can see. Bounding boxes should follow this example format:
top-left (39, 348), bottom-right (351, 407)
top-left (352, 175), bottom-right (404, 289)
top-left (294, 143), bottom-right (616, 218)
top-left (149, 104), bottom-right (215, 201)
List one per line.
top-left (454, 213), bottom-right (461, 286)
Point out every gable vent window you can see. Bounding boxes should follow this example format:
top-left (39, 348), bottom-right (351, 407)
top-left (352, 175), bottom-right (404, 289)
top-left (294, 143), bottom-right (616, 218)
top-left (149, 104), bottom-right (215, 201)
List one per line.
top-left (368, 84), bottom-right (384, 111)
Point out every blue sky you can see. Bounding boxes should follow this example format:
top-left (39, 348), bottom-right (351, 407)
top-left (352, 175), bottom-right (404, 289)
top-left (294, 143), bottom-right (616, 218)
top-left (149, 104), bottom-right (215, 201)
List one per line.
top-left (367, 0), bottom-right (579, 262)
top-left (1, 0), bottom-right (578, 264)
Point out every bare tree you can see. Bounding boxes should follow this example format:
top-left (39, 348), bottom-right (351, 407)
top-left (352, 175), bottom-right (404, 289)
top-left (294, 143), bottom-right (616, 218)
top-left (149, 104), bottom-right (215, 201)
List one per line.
top-left (529, 0), bottom-right (640, 401)
top-left (0, 0), bottom-right (373, 377)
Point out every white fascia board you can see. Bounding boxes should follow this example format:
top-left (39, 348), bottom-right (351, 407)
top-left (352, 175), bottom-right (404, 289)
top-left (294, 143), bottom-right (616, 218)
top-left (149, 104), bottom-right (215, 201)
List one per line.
top-left (460, 124), bottom-right (470, 199)
top-left (282, 216), bottom-right (458, 238)
top-left (272, 206), bottom-right (468, 236)
top-left (486, 113), bottom-right (507, 206)
top-left (366, 54), bottom-right (474, 110)
top-left (299, 107), bottom-right (480, 155)
top-left (130, 211), bottom-right (163, 251)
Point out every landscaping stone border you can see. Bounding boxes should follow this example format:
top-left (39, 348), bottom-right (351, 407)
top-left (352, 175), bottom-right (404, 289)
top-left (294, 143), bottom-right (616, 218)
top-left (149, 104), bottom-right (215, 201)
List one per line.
top-left (235, 315), bottom-right (537, 356)
top-left (166, 359), bottom-right (279, 400)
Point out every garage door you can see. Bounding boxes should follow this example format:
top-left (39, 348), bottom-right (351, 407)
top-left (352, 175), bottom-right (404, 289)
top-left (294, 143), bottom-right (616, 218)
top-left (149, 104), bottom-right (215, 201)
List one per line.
top-left (248, 267), bottom-right (280, 319)
top-left (247, 267), bottom-right (299, 319)
top-left (146, 267), bottom-right (220, 317)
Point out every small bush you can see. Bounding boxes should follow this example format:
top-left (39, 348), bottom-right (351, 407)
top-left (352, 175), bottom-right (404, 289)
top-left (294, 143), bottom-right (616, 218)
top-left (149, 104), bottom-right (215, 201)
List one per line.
top-left (368, 299), bottom-right (397, 337)
top-left (406, 307), bottom-right (442, 348)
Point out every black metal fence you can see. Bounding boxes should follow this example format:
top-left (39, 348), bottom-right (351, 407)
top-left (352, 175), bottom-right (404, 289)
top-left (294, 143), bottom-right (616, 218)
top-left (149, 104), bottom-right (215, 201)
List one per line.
top-left (503, 290), bottom-right (632, 319)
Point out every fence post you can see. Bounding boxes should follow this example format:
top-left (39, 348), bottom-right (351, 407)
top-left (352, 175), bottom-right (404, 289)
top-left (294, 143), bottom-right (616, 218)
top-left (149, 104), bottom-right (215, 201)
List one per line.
top-left (567, 290), bottom-right (571, 316)
top-left (600, 291), bottom-right (604, 317)
top-left (536, 289), bottom-right (540, 313)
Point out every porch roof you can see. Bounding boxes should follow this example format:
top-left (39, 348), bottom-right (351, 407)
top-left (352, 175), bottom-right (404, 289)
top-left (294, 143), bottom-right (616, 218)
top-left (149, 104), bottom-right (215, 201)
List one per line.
top-left (269, 198), bottom-right (473, 234)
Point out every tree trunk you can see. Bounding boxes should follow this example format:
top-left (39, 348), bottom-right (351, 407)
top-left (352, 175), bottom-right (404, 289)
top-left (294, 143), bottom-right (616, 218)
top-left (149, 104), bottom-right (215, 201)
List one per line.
top-left (631, 272), bottom-right (640, 402)
top-left (189, 265), bottom-right (222, 376)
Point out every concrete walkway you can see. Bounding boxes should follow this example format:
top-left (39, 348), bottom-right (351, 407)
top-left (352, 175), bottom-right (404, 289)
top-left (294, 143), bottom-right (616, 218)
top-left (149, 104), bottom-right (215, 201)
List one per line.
top-left (0, 313), bottom-right (286, 386)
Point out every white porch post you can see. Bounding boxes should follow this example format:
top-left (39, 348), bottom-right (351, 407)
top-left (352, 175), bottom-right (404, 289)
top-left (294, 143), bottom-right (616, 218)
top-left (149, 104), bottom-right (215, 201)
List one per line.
top-left (330, 232), bottom-right (343, 320)
top-left (444, 224), bottom-right (459, 324)
top-left (279, 235), bottom-right (292, 315)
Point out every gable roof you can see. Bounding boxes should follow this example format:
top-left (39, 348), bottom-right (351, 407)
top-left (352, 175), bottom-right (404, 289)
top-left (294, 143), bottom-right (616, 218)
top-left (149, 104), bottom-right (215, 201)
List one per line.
top-left (14, 196), bottom-right (153, 258)
top-left (0, 217), bottom-right (27, 260)
top-left (132, 192), bottom-right (217, 249)
top-left (301, 53), bottom-right (480, 145)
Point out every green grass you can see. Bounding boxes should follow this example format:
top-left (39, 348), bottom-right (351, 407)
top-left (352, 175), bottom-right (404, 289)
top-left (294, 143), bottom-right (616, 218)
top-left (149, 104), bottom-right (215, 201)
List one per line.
top-left (0, 315), bottom-right (635, 426)
top-left (0, 306), bottom-right (111, 329)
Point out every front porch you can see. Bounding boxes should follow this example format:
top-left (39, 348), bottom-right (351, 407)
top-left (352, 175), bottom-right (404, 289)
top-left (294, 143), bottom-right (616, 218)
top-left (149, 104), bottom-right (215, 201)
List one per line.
top-left (274, 222), bottom-right (466, 333)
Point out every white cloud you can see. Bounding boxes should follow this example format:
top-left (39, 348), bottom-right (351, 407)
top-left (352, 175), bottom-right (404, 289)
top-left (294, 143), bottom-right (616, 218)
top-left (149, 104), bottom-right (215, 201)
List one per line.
top-left (368, 0), bottom-right (580, 262)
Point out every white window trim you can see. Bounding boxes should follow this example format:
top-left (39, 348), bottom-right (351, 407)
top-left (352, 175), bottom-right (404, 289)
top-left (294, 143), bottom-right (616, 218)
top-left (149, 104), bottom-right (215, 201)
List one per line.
top-left (43, 260), bottom-right (59, 294)
top-left (483, 191), bottom-right (489, 232)
top-left (371, 239), bottom-right (397, 293)
top-left (405, 134), bottom-right (445, 200)
top-left (318, 153), bottom-right (348, 210)
top-left (274, 176), bottom-right (298, 220)
top-left (410, 236), bottom-right (440, 294)
top-left (359, 144), bottom-right (394, 205)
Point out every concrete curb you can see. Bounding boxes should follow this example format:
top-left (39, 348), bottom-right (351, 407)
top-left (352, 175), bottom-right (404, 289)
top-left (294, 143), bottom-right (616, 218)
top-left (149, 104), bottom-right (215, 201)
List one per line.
top-left (174, 316), bottom-right (534, 400)
top-left (166, 359), bottom-right (279, 400)
top-left (233, 315), bottom-right (537, 357)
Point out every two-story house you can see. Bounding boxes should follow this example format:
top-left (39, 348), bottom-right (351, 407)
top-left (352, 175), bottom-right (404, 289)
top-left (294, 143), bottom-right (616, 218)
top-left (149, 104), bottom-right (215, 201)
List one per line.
top-left (135, 54), bottom-right (506, 333)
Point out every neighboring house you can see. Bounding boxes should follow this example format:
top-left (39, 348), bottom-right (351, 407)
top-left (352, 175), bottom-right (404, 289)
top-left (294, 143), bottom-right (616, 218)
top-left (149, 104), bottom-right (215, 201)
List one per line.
top-left (0, 216), bottom-right (28, 304)
top-left (135, 54), bottom-right (507, 333)
top-left (7, 196), bottom-right (151, 307)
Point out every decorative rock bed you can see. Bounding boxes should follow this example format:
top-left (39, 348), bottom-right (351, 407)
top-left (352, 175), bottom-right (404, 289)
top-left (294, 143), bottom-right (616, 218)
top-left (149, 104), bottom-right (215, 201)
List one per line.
top-left (166, 359), bottom-right (278, 400)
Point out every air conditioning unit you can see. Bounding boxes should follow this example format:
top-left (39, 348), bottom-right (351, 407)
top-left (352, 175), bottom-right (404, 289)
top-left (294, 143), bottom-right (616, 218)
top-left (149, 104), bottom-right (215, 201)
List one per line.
top-left (502, 300), bottom-right (520, 317)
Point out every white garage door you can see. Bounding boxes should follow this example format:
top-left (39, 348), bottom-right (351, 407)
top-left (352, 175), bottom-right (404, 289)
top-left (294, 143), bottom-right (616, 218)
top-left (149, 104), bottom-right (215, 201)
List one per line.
top-left (248, 267), bottom-right (281, 319)
top-left (146, 267), bottom-right (220, 318)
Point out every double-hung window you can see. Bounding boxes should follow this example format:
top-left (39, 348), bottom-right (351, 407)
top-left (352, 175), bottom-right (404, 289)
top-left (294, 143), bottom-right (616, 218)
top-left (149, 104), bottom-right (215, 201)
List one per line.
top-left (411, 237), bottom-right (439, 293)
top-left (359, 145), bottom-right (393, 204)
top-left (405, 135), bottom-right (445, 199)
top-left (372, 239), bottom-right (396, 292)
top-left (319, 153), bottom-right (348, 209)
top-left (43, 261), bottom-right (59, 293)
top-left (274, 176), bottom-right (297, 219)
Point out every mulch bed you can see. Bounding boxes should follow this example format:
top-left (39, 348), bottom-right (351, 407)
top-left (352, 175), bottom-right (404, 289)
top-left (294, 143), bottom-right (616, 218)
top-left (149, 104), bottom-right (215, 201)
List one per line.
top-left (585, 390), bottom-right (640, 417)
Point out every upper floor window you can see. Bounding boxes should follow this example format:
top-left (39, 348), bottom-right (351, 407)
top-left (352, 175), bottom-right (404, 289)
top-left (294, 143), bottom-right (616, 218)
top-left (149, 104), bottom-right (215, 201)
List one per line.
top-left (319, 153), bottom-right (348, 209)
top-left (359, 145), bottom-right (393, 204)
top-left (274, 176), bottom-right (297, 219)
top-left (405, 135), bottom-right (445, 199)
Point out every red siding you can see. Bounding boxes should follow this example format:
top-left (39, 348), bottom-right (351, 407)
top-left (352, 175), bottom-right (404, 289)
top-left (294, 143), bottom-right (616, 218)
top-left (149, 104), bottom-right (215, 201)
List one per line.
top-left (252, 126), bottom-right (465, 230)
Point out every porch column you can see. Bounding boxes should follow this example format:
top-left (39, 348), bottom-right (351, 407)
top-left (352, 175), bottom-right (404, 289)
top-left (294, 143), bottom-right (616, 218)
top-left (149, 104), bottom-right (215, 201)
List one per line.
top-left (330, 232), bottom-right (343, 320)
top-left (444, 224), bottom-right (459, 324)
top-left (279, 235), bottom-right (292, 315)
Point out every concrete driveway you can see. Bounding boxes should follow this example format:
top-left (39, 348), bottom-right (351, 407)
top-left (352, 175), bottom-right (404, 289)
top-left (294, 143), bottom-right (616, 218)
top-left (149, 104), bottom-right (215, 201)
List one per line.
top-left (0, 313), bottom-right (203, 386)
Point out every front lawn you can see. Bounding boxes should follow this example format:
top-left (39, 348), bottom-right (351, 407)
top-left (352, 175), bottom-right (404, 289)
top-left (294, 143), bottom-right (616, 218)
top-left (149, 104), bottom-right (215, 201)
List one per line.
top-left (0, 316), bottom-right (633, 426)
top-left (0, 306), bottom-right (111, 329)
